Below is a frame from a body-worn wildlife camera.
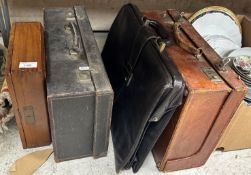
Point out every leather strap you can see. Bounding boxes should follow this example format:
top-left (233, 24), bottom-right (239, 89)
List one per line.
top-left (115, 8), bottom-right (171, 102)
top-left (115, 34), bottom-right (159, 102)
top-left (125, 34), bottom-right (160, 86)
top-left (126, 17), bottom-right (170, 86)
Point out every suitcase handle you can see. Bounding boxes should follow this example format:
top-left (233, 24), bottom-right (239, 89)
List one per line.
top-left (143, 16), bottom-right (202, 58)
top-left (174, 22), bottom-right (202, 58)
top-left (64, 22), bottom-right (81, 56)
top-left (168, 11), bottom-right (203, 58)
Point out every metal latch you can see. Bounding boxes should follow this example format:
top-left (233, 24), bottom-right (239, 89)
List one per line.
top-left (215, 57), bottom-right (231, 71)
top-left (23, 106), bottom-right (35, 124)
top-left (160, 11), bottom-right (174, 24)
top-left (66, 11), bottom-right (75, 21)
top-left (76, 70), bottom-right (91, 82)
top-left (202, 67), bottom-right (222, 82)
top-left (173, 11), bottom-right (185, 23)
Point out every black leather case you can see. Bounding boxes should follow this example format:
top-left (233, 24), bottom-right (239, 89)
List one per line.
top-left (45, 6), bottom-right (113, 162)
top-left (102, 4), bottom-right (185, 173)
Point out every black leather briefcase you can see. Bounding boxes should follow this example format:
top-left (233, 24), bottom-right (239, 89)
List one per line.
top-left (45, 6), bottom-right (113, 162)
top-left (102, 4), bottom-right (185, 173)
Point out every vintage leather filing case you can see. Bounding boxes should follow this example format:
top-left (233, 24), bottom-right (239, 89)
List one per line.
top-left (143, 10), bottom-right (247, 172)
top-left (102, 4), bottom-right (185, 173)
top-left (45, 6), bottom-right (113, 162)
top-left (6, 22), bottom-right (51, 148)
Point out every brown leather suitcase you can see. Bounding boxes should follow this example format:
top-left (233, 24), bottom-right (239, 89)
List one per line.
top-left (143, 10), bottom-right (247, 172)
top-left (5, 22), bottom-right (51, 148)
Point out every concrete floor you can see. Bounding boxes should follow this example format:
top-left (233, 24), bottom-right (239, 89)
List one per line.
top-left (1, 119), bottom-right (251, 175)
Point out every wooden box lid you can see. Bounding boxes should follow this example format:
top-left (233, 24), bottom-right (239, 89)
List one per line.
top-left (5, 22), bottom-right (45, 74)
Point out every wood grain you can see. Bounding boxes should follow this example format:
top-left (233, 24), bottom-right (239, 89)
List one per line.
top-left (5, 22), bottom-right (51, 148)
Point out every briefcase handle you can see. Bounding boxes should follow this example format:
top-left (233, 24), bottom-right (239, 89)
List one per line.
top-left (142, 17), bottom-right (171, 52)
top-left (121, 17), bottom-right (171, 92)
top-left (126, 17), bottom-right (171, 75)
top-left (143, 17), bottom-right (169, 40)
top-left (126, 17), bottom-right (172, 71)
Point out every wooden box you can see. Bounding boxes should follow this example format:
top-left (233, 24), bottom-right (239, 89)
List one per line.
top-left (5, 22), bottom-right (51, 148)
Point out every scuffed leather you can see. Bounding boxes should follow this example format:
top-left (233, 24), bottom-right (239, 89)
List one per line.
top-left (102, 4), bottom-right (185, 173)
top-left (45, 6), bottom-right (113, 162)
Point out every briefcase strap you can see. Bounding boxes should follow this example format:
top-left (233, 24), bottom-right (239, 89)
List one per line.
top-left (115, 34), bottom-right (160, 101)
top-left (115, 20), bottom-right (170, 102)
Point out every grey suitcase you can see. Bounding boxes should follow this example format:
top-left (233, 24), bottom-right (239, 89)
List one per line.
top-left (44, 6), bottom-right (113, 162)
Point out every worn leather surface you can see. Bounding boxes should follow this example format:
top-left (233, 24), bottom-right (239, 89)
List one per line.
top-left (102, 4), bottom-right (184, 172)
top-left (143, 10), bottom-right (247, 172)
top-left (45, 6), bottom-right (113, 162)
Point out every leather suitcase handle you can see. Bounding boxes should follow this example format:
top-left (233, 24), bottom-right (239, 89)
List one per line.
top-left (174, 22), bottom-right (202, 58)
top-left (171, 12), bottom-right (230, 71)
top-left (144, 15), bottom-right (202, 57)
top-left (64, 21), bottom-right (90, 71)
top-left (64, 22), bottom-right (80, 55)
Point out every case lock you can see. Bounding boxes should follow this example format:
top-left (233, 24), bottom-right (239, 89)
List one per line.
top-left (215, 57), bottom-right (231, 71)
top-left (202, 67), bottom-right (222, 83)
